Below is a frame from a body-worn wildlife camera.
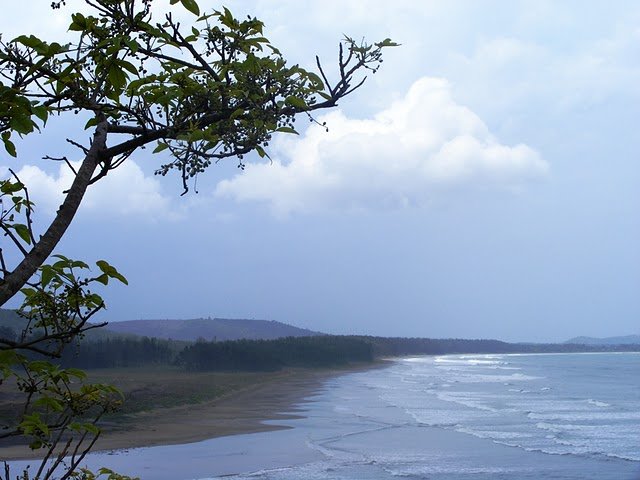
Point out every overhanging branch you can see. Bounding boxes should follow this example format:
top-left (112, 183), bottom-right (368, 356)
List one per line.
top-left (0, 119), bottom-right (109, 305)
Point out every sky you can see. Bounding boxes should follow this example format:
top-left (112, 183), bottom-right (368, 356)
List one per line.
top-left (1, 0), bottom-right (639, 342)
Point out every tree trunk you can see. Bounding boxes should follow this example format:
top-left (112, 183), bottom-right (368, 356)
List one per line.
top-left (0, 121), bottom-right (109, 305)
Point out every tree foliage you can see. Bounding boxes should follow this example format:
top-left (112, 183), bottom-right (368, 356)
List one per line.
top-left (0, 0), bottom-right (393, 304)
top-left (177, 335), bottom-right (374, 371)
top-left (58, 336), bottom-right (175, 369)
top-left (0, 0), bottom-right (394, 478)
top-left (0, 234), bottom-right (129, 480)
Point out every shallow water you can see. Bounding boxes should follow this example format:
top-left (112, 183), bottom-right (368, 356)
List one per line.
top-left (9, 352), bottom-right (640, 479)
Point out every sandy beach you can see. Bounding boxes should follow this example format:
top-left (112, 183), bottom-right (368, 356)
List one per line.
top-left (5, 356), bottom-right (639, 480)
top-left (0, 364), bottom-right (380, 461)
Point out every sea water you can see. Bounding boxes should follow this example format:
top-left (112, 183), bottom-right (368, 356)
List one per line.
top-left (9, 352), bottom-right (640, 479)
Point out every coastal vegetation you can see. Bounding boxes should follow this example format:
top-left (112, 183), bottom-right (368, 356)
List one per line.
top-left (4, 306), bottom-right (637, 374)
top-left (3, 310), bottom-right (635, 372)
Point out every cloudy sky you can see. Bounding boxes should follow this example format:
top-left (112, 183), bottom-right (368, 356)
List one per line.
top-left (1, 0), bottom-right (638, 342)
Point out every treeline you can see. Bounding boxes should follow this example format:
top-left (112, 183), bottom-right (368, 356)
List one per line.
top-left (360, 336), bottom-right (640, 357)
top-left (47, 335), bottom-right (374, 371)
top-left (58, 337), bottom-right (176, 369)
top-left (176, 336), bottom-right (373, 371)
top-left (360, 336), bottom-right (640, 356)
top-left (32, 334), bottom-right (640, 372)
top-left (363, 337), bottom-right (519, 356)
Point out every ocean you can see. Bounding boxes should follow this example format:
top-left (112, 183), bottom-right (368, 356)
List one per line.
top-left (10, 352), bottom-right (640, 479)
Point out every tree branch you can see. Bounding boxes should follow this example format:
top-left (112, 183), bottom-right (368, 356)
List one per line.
top-left (315, 55), bottom-right (334, 96)
top-left (0, 119), bottom-right (109, 305)
top-left (7, 169), bottom-right (37, 246)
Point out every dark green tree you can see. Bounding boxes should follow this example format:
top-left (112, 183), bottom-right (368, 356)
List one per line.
top-left (0, 0), bottom-right (393, 478)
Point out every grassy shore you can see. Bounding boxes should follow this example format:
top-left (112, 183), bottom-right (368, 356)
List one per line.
top-left (1, 363), bottom-right (381, 460)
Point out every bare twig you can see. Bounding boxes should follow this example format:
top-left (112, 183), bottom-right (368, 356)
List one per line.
top-left (0, 248), bottom-right (7, 275)
top-left (315, 55), bottom-right (334, 97)
top-left (0, 224), bottom-right (29, 257)
top-left (66, 139), bottom-right (89, 154)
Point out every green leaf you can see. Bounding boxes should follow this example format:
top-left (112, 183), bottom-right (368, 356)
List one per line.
top-left (65, 368), bottom-right (87, 380)
top-left (220, 7), bottom-right (235, 27)
top-left (375, 38), bottom-right (400, 48)
top-left (108, 65), bottom-right (127, 91)
top-left (180, 0), bottom-right (200, 16)
top-left (29, 440), bottom-right (43, 450)
top-left (34, 397), bottom-right (64, 412)
top-left (71, 259), bottom-right (90, 269)
top-left (51, 253), bottom-right (70, 262)
top-left (85, 116), bottom-right (99, 130)
top-left (124, 38), bottom-right (140, 54)
top-left (9, 114), bottom-right (34, 135)
top-left (82, 423), bottom-right (100, 435)
top-left (32, 105), bottom-right (49, 124)
top-left (276, 126), bottom-right (298, 134)
top-left (284, 96), bottom-right (308, 110)
top-left (119, 60), bottom-right (139, 76)
top-left (40, 266), bottom-right (56, 288)
top-left (96, 260), bottom-right (128, 285)
top-left (13, 224), bottom-right (31, 244)
top-left (0, 350), bottom-right (23, 369)
top-left (153, 142), bottom-right (169, 153)
top-left (46, 42), bottom-right (65, 56)
top-left (305, 72), bottom-right (324, 89)
top-left (0, 179), bottom-right (23, 194)
top-left (2, 134), bottom-right (16, 157)
top-left (255, 146), bottom-right (271, 159)
top-left (13, 35), bottom-right (44, 49)
top-left (19, 287), bottom-right (36, 298)
top-left (68, 13), bottom-right (86, 31)
top-left (68, 422), bottom-right (83, 433)
top-left (85, 292), bottom-right (105, 307)
top-left (276, 127), bottom-right (300, 135)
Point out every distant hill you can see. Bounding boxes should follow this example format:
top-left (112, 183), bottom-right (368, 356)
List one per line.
top-left (565, 334), bottom-right (640, 345)
top-left (0, 308), bottom-right (135, 341)
top-left (0, 308), bottom-right (29, 336)
top-left (0, 308), bottom-right (23, 325)
top-left (102, 318), bottom-right (322, 341)
top-left (1, 309), bottom-right (321, 342)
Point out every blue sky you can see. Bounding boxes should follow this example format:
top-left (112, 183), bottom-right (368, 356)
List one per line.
top-left (1, 1), bottom-right (638, 342)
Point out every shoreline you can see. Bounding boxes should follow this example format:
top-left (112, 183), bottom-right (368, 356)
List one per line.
top-left (0, 362), bottom-right (387, 461)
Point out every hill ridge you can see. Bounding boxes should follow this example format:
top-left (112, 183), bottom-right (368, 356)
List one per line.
top-left (102, 317), bottom-right (322, 341)
top-left (564, 334), bottom-right (640, 345)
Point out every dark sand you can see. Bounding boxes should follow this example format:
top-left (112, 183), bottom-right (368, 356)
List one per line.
top-left (0, 364), bottom-right (380, 461)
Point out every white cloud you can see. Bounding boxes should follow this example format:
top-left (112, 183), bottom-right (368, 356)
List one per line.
top-left (448, 20), bottom-right (640, 116)
top-left (0, 0), bottom-right (196, 43)
top-left (1, 160), bottom-right (179, 220)
top-left (216, 77), bottom-right (548, 215)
